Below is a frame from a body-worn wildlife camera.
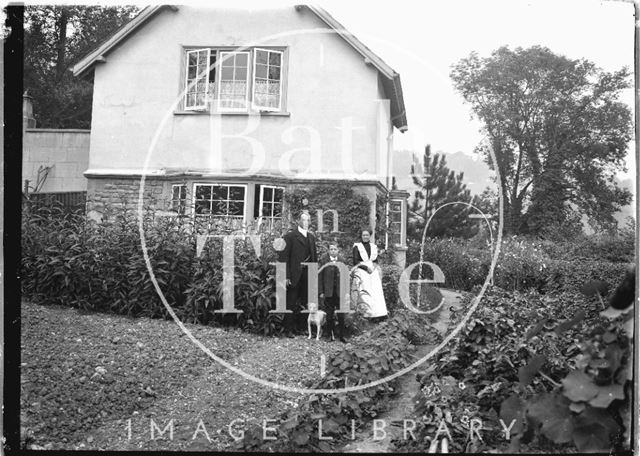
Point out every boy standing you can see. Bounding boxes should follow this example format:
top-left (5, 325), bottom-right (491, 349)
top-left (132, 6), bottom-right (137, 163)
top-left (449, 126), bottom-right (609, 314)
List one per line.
top-left (319, 242), bottom-right (347, 342)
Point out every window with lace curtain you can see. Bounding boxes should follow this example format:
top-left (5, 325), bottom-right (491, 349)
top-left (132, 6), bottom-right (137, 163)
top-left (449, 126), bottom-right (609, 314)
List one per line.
top-left (183, 47), bottom-right (285, 113)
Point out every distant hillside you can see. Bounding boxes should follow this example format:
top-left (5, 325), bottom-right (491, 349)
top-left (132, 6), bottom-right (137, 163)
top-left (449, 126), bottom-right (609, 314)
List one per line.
top-left (393, 149), bottom-right (635, 227)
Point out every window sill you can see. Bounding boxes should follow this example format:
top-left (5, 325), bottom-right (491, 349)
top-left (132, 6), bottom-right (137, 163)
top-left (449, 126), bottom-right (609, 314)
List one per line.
top-left (174, 110), bottom-right (291, 117)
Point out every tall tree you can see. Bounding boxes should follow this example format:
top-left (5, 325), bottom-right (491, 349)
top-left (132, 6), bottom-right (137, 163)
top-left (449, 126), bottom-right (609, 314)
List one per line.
top-left (24, 5), bottom-right (139, 128)
top-left (451, 46), bottom-right (632, 235)
top-left (409, 145), bottom-right (478, 238)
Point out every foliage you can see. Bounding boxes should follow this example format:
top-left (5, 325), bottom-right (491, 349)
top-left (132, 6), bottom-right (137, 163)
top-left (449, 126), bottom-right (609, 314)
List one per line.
top-left (409, 145), bottom-right (480, 239)
top-left (21, 200), bottom-right (280, 334)
top-left (397, 287), bottom-right (632, 453)
top-left (379, 264), bottom-right (444, 322)
top-left (407, 236), bottom-right (632, 293)
top-left (22, 198), bottom-right (403, 337)
top-left (451, 45), bottom-right (633, 234)
top-left (24, 5), bottom-right (139, 128)
top-left (374, 188), bottom-right (390, 247)
top-left (237, 309), bottom-right (441, 452)
top-left (283, 183), bottom-right (381, 255)
top-left (380, 264), bottom-right (402, 315)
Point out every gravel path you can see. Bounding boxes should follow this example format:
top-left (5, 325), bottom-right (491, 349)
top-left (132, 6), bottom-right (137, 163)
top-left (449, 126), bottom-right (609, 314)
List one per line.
top-left (341, 288), bottom-right (464, 453)
top-left (20, 301), bottom-right (343, 450)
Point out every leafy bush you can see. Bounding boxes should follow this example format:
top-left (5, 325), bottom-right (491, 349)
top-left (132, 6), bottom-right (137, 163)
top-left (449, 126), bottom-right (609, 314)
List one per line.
top-left (406, 238), bottom-right (487, 291)
top-left (381, 264), bottom-right (402, 314)
top-left (539, 218), bottom-right (636, 264)
top-left (22, 199), bottom-right (406, 337)
top-left (22, 201), bottom-right (282, 333)
top-left (406, 236), bottom-right (632, 294)
top-left (396, 287), bottom-right (632, 453)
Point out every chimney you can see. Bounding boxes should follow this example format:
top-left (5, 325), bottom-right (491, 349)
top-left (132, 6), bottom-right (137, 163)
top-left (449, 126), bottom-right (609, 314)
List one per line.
top-left (23, 91), bottom-right (36, 129)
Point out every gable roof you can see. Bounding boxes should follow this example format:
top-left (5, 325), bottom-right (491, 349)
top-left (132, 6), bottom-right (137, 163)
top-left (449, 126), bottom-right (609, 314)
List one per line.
top-left (299, 6), bottom-right (407, 132)
top-left (72, 5), bottom-right (177, 78)
top-left (72, 4), bottom-right (407, 132)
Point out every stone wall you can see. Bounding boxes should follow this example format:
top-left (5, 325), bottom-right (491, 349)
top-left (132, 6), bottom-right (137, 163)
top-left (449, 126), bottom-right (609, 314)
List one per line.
top-left (85, 176), bottom-right (386, 225)
top-left (86, 177), bottom-right (166, 214)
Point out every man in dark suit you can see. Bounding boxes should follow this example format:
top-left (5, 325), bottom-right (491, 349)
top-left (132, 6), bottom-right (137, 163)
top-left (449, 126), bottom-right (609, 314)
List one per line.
top-left (279, 211), bottom-right (318, 336)
top-left (319, 242), bottom-right (347, 342)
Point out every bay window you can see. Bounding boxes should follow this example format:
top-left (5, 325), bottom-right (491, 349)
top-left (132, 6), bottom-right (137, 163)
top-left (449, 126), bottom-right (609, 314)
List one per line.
top-left (194, 183), bottom-right (247, 230)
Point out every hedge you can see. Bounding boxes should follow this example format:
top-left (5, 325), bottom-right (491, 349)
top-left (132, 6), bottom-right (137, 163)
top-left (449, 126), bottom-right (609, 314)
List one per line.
top-left (21, 201), bottom-right (403, 336)
top-left (406, 237), bottom-right (632, 295)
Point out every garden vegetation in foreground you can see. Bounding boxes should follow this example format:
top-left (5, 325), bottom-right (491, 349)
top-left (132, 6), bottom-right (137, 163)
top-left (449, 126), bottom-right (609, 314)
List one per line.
top-left (21, 197), bottom-right (634, 453)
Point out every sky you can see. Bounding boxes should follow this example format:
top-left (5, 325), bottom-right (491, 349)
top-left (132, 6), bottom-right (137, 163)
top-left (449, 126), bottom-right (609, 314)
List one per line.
top-left (176, 0), bottom-right (635, 192)
top-left (322, 0), bottom-right (637, 181)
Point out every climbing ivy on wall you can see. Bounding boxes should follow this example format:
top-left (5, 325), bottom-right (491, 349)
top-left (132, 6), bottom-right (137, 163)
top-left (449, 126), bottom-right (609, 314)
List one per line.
top-left (284, 184), bottom-right (387, 259)
top-left (375, 189), bottom-right (390, 245)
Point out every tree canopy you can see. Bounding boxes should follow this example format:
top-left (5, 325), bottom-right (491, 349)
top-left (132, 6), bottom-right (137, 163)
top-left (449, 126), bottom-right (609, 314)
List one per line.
top-left (24, 5), bottom-right (139, 128)
top-left (450, 46), bottom-right (633, 235)
top-left (409, 145), bottom-right (479, 239)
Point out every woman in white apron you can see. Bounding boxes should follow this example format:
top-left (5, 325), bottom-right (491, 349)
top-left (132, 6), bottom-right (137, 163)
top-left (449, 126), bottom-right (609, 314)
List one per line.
top-left (352, 228), bottom-right (388, 319)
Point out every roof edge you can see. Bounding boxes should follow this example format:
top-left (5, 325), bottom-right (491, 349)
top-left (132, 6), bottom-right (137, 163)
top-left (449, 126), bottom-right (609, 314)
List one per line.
top-left (72, 4), bottom-right (408, 131)
top-left (300, 5), bottom-right (396, 80)
top-left (300, 5), bottom-right (407, 132)
top-left (73, 5), bottom-right (178, 78)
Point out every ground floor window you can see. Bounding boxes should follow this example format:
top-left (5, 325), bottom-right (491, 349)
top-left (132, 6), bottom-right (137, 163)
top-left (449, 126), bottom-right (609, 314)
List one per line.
top-left (193, 183), bottom-right (246, 230)
top-left (170, 184), bottom-right (188, 215)
top-left (164, 181), bottom-right (289, 232)
top-left (253, 184), bottom-right (285, 231)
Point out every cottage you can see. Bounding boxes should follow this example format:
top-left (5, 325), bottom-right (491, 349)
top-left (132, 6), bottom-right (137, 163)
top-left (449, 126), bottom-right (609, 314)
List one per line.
top-left (73, 5), bottom-right (409, 256)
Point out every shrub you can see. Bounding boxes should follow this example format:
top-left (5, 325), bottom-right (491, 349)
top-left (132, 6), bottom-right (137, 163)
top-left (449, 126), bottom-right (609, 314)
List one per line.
top-left (396, 288), bottom-right (632, 453)
top-left (21, 200), bottom-right (405, 337)
top-left (406, 236), bottom-right (634, 294)
top-left (543, 260), bottom-right (629, 295)
top-left (381, 264), bottom-right (402, 315)
top-left (406, 238), bottom-right (487, 291)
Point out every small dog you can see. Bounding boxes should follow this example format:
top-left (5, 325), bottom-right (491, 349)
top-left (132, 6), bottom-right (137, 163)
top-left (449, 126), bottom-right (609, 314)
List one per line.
top-left (307, 302), bottom-right (331, 340)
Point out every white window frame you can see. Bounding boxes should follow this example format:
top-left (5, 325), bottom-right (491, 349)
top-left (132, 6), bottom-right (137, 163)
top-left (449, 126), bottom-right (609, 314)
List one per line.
top-left (192, 183), bottom-right (248, 222)
top-left (251, 48), bottom-right (284, 112)
top-left (182, 47), bottom-right (287, 113)
top-left (216, 51), bottom-right (251, 113)
top-left (184, 48), bottom-right (211, 111)
top-left (388, 198), bottom-right (406, 248)
top-left (170, 184), bottom-right (188, 215)
top-left (258, 185), bottom-right (285, 219)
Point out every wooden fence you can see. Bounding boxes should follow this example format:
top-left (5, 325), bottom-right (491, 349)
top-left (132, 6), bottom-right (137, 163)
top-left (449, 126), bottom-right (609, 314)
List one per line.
top-left (23, 191), bottom-right (87, 212)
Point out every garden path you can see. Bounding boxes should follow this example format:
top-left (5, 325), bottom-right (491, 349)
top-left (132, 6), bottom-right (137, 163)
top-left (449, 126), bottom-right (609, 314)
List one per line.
top-left (341, 288), bottom-right (464, 453)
